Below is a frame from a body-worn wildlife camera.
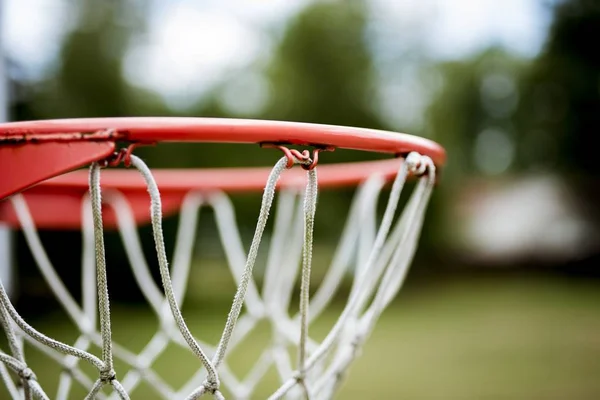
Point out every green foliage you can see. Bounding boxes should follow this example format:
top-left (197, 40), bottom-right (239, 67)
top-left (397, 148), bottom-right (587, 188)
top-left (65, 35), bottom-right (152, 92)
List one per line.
top-left (138, 0), bottom-right (386, 172)
top-left (11, 0), bottom-right (394, 296)
top-left (517, 0), bottom-right (600, 175)
top-left (262, 1), bottom-right (382, 132)
top-left (254, 0), bottom-right (389, 238)
top-left (16, 0), bottom-right (598, 286)
top-left (427, 0), bottom-right (600, 180)
top-left (422, 49), bottom-right (526, 255)
top-left (25, 0), bottom-right (165, 120)
top-left (427, 48), bottom-right (526, 181)
top-left (424, 0), bottom-right (600, 257)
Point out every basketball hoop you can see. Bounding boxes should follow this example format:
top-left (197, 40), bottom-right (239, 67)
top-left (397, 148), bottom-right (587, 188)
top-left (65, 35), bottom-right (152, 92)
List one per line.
top-left (0, 117), bottom-right (445, 399)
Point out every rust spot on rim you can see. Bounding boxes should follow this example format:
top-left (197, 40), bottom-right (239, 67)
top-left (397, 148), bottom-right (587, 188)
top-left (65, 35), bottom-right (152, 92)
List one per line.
top-left (0, 129), bottom-right (128, 145)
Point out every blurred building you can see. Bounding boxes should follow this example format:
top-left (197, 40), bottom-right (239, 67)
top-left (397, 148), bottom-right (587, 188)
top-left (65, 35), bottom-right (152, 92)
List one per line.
top-left (455, 174), bottom-right (599, 266)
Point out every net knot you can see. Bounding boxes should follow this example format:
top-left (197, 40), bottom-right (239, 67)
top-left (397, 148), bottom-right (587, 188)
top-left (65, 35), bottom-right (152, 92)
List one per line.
top-left (18, 367), bottom-right (36, 381)
top-left (202, 378), bottom-right (220, 393)
top-left (405, 152), bottom-right (432, 176)
top-left (293, 370), bottom-right (306, 383)
top-left (99, 368), bottom-right (116, 383)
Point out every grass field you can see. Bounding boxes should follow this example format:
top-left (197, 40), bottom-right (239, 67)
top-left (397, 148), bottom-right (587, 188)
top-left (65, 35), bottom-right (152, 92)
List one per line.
top-left (3, 273), bottom-right (600, 399)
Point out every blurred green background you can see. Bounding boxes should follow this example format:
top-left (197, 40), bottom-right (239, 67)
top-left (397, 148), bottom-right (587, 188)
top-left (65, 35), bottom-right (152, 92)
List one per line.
top-left (1, 0), bottom-right (600, 398)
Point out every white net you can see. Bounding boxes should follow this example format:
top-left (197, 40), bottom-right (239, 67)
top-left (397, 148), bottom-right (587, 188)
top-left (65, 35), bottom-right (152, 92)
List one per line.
top-left (0, 151), bottom-right (436, 399)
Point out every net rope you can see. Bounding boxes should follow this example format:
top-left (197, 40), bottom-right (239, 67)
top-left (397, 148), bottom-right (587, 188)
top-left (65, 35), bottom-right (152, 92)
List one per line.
top-left (0, 151), bottom-right (435, 399)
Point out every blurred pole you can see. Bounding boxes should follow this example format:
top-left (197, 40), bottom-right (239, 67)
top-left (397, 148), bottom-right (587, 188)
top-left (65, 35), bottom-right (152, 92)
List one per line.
top-left (0, 0), bottom-right (14, 298)
top-left (0, 0), bottom-right (6, 123)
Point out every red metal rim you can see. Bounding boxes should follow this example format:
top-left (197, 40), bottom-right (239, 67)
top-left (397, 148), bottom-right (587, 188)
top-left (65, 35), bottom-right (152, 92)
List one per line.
top-left (0, 142), bottom-right (116, 200)
top-left (41, 158), bottom-right (406, 191)
top-left (0, 117), bottom-right (445, 200)
top-left (0, 159), bottom-right (405, 229)
top-left (0, 117), bottom-right (446, 162)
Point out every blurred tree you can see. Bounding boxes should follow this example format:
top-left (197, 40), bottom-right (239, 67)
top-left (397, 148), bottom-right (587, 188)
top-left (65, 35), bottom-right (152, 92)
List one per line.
top-left (426, 0), bottom-right (600, 270)
top-left (11, 0), bottom-right (170, 306)
top-left (518, 0), bottom-right (600, 177)
top-left (423, 49), bottom-right (526, 259)
top-left (183, 0), bottom-right (390, 241)
top-left (257, 0), bottom-right (390, 239)
top-left (427, 48), bottom-right (526, 182)
top-left (427, 0), bottom-right (600, 181)
top-left (11, 0), bottom-right (396, 305)
top-left (261, 0), bottom-right (382, 131)
top-left (517, 0), bottom-right (600, 273)
top-left (139, 0), bottom-right (385, 169)
top-left (17, 0), bottom-right (165, 121)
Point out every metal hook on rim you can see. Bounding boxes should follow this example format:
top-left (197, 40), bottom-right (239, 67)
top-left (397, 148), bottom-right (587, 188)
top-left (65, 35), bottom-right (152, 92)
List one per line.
top-left (304, 146), bottom-right (335, 170)
top-left (261, 143), bottom-right (335, 170)
top-left (101, 143), bottom-right (143, 168)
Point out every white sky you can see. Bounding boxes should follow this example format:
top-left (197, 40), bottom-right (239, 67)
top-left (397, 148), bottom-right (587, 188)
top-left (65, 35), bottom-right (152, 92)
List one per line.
top-left (3, 0), bottom-right (553, 110)
top-left (426, 0), bottom-right (551, 58)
